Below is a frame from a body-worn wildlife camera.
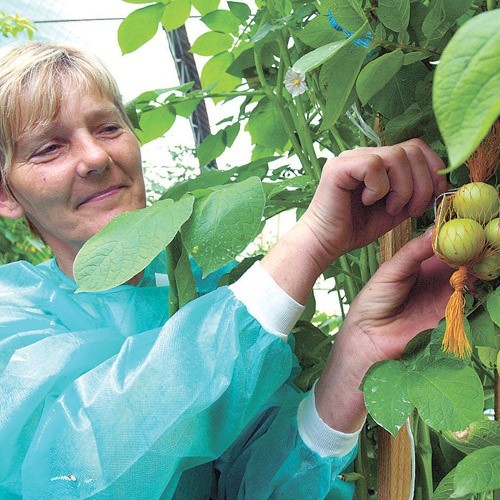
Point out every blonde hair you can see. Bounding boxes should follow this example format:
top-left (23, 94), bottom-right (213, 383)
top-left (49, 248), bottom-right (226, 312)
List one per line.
top-left (0, 42), bottom-right (133, 194)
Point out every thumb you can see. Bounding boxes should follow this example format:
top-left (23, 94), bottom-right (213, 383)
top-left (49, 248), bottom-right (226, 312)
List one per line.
top-left (377, 227), bottom-right (436, 282)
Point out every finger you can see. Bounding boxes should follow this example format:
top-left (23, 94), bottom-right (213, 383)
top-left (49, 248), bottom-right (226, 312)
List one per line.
top-left (377, 227), bottom-right (435, 282)
top-left (380, 146), bottom-right (414, 216)
top-left (399, 138), bottom-right (448, 195)
top-left (404, 144), bottom-right (435, 218)
top-left (325, 154), bottom-right (391, 205)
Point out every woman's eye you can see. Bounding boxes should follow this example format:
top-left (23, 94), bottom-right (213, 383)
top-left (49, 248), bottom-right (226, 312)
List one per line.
top-left (34, 144), bottom-right (59, 157)
top-left (100, 124), bottom-right (121, 135)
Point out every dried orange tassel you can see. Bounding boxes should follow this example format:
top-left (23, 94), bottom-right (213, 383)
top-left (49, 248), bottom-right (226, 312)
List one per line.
top-left (442, 266), bottom-right (472, 359)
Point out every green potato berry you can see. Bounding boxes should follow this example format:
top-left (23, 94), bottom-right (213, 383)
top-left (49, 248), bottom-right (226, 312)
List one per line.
top-left (437, 218), bottom-right (485, 265)
top-left (484, 217), bottom-right (500, 251)
top-left (453, 182), bottom-right (499, 223)
top-left (471, 249), bottom-right (500, 281)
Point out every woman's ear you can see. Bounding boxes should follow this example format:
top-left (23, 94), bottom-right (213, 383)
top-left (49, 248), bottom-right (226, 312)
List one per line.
top-left (0, 185), bottom-right (24, 219)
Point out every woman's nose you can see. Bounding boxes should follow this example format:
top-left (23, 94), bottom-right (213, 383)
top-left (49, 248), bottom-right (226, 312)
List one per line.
top-left (75, 135), bottom-right (111, 177)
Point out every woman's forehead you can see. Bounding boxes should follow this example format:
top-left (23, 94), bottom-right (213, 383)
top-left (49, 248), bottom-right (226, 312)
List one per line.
top-left (15, 80), bottom-right (113, 139)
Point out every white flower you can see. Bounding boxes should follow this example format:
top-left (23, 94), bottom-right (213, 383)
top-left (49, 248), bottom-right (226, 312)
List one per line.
top-left (284, 68), bottom-right (307, 97)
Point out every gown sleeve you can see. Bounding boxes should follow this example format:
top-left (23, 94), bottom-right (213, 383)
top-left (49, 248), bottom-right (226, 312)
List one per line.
top-left (0, 259), bottom-right (359, 499)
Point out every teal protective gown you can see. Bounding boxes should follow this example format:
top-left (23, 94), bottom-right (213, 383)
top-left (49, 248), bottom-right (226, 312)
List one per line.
top-left (0, 254), bottom-right (357, 499)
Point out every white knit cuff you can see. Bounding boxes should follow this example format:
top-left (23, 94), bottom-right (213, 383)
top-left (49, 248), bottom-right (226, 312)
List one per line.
top-left (297, 385), bottom-right (363, 458)
top-left (228, 262), bottom-right (305, 340)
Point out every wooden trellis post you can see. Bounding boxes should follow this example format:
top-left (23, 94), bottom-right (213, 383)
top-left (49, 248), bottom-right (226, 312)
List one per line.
top-left (377, 219), bottom-right (413, 499)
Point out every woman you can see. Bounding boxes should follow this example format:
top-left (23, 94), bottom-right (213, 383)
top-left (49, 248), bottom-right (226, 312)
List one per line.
top-left (0, 42), bottom-right (453, 499)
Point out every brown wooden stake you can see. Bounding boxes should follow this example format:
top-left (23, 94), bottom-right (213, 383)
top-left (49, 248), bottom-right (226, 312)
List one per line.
top-left (377, 219), bottom-right (413, 500)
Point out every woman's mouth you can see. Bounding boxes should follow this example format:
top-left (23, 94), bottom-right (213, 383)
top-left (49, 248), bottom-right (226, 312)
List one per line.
top-left (77, 186), bottom-right (124, 208)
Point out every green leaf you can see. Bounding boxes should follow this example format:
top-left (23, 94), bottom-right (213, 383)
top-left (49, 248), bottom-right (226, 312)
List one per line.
top-left (433, 10), bottom-right (500, 169)
top-left (453, 446), bottom-right (500, 496)
top-left (296, 14), bottom-right (345, 48)
top-left (442, 420), bottom-right (500, 455)
top-left (136, 105), bottom-right (176, 144)
top-left (371, 61), bottom-right (428, 119)
top-left (171, 97), bottom-right (201, 118)
top-left (361, 360), bottom-right (414, 437)
top-left (190, 31), bottom-right (233, 56)
top-left (201, 9), bottom-right (241, 34)
top-left (384, 106), bottom-right (435, 145)
top-left (74, 196), bottom-right (194, 292)
top-left (228, 1), bottom-right (251, 22)
top-left (327, 0), bottom-right (368, 32)
top-left (433, 470), bottom-right (467, 500)
top-left (118, 3), bottom-right (164, 55)
top-left (174, 240), bottom-right (197, 308)
top-left (407, 358), bottom-right (483, 432)
top-left (356, 50), bottom-right (404, 106)
top-left (245, 98), bottom-right (288, 149)
top-left (192, 0), bottom-right (219, 15)
top-left (224, 122), bottom-right (240, 147)
top-left (422, 0), bottom-right (473, 47)
top-left (376, 0), bottom-right (410, 32)
top-left (200, 52), bottom-right (241, 99)
top-left (319, 44), bottom-right (367, 130)
top-left (161, 0), bottom-right (191, 30)
top-left (181, 177), bottom-right (265, 275)
top-left (197, 129), bottom-right (226, 167)
top-left (487, 288), bottom-right (500, 327)
top-left (469, 305), bottom-right (499, 348)
top-left (293, 24), bottom-right (367, 75)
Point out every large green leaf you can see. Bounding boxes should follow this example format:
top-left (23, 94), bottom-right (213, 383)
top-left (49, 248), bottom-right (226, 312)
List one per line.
top-left (433, 10), bottom-right (500, 169)
top-left (362, 356), bottom-right (483, 436)
top-left (376, 0), bottom-right (410, 33)
top-left (74, 196), bottom-right (194, 292)
top-left (453, 446), bottom-right (500, 497)
top-left (408, 358), bottom-right (484, 432)
top-left (361, 360), bottom-right (414, 436)
top-left (190, 32), bottom-right (233, 56)
top-left (320, 44), bottom-right (367, 130)
top-left (356, 50), bottom-right (404, 106)
top-left (442, 420), bottom-right (500, 455)
top-left (118, 3), bottom-right (164, 55)
top-left (161, 0), bottom-right (191, 30)
top-left (181, 177), bottom-right (266, 275)
top-left (327, 0), bottom-right (367, 31)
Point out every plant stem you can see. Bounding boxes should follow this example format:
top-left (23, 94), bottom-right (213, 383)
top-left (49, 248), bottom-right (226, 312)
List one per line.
top-left (360, 247), bottom-right (370, 286)
top-left (339, 255), bottom-right (359, 303)
top-left (354, 426), bottom-right (369, 500)
top-left (166, 233), bottom-right (182, 317)
top-left (372, 38), bottom-right (441, 57)
top-left (367, 241), bottom-right (379, 278)
top-left (472, 352), bottom-right (496, 383)
top-left (277, 34), bottom-right (322, 181)
top-left (414, 416), bottom-right (433, 500)
top-left (254, 47), bottom-right (313, 174)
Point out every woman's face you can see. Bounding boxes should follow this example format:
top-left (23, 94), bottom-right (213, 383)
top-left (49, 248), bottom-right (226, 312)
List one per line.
top-left (5, 83), bottom-right (146, 263)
